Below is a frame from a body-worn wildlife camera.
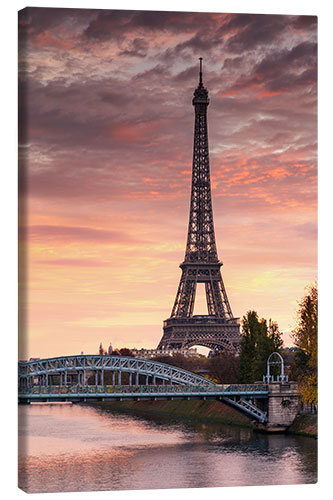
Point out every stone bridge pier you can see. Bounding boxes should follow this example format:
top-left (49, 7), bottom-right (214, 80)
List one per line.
top-left (255, 382), bottom-right (300, 432)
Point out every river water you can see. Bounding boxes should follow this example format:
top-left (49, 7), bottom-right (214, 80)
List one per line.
top-left (18, 403), bottom-right (317, 493)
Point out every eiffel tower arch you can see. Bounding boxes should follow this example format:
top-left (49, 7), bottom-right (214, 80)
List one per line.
top-left (157, 59), bottom-right (241, 354)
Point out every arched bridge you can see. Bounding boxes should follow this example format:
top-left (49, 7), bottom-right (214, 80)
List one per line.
top-left (18, 354), bottom-right (300, 428)
top-left (18, 355), bottom-right (215, 388)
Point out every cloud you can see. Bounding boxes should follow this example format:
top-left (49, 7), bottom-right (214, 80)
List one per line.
top-left (35, 258), bottom-right (112, 267)
top-left (222, 56), bottom-right (243, 70)
top-left (82, 10), bottom-right (222, 41)
top-left (222, 41), bottom-right (317, 97)
top-left (293, 222), bottom-right (317, 240)
top-left (24, 225), bottom-right (145, 244)
top-left (175, 65), bottom-right (200, 82)
top-left (119, 37), bottom-right (149, 58)
top-left (18, 7), bottom-right (95, 45)
top-left (224, 14), bottom-right (292, 54)
top-left (292, 15), bottom-right (317, 31)
top-left (164, 31), bottom-right (224, 59)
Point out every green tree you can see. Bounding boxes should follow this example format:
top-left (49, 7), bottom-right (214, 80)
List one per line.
top-left (292, 283), bottom-right (317, 406)
top-left (239, 310), bottom-right (283, 383)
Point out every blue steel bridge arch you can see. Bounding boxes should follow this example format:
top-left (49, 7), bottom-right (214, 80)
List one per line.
top-left (18, 355), bottom-right (216, 388)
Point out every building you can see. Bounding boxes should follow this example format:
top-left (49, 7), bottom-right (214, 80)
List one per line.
top-left (130, 347), bottom-right (199, 359)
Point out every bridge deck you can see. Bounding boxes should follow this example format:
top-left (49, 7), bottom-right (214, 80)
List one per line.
top-left (18, 383), bottom-right (269, 403)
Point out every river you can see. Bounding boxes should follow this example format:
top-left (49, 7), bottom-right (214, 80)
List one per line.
top-left (18, 402), bottom-right (317, 493)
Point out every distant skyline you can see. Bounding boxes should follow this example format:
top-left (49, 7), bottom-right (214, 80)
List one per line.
top-left (18, 8), bottom-right (317, 359)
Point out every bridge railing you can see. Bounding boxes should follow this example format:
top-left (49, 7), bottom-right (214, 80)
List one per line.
top-left (18, 383), bottom-right (269, 395)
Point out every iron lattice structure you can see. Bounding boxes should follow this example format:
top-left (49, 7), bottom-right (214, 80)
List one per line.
top-left (158, 59), bottom-right (241, 353)
top-left (18, 355), bottom-right (215, 387)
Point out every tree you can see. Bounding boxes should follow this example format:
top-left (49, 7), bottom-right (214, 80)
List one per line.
top-left (239, 310), bottom-right (283, 383)
top-left (151, 353), bottom-right (209, 375)
top-left (208, 351), bottom-right (239, 383)
top-left (292, 283), bottom-right (317, 407)
top-left (152, 354), bottom-right (189, 370)
top-left (119, 348), bottom-right (134, 357)
top-left (280, 347), bottom-right (301, 381)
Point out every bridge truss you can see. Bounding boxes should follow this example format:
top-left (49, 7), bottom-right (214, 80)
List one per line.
top-left (18, 355), bottom-right (268, 423)
top-left (18, 355), bottom-right (215, 388)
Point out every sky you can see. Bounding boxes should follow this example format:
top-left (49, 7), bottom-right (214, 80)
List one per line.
top-left (18, 7), bottom-right (317, 360)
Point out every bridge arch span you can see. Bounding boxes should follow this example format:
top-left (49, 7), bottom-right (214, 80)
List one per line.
top-left (18, 355), bottom-right (216, 388)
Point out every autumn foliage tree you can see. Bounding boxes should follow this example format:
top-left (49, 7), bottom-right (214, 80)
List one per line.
top-left (292, 283), bottom-right (318, 408)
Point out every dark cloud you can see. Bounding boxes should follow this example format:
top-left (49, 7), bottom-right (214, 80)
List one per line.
top-left (175, 65), bottom-right (198, 82)
top-left (18, 7), bottom-right (95, 38)
top-left (133, 64), bottom-right (169, 81)
top-left (224, 14), bottom-right (291, 54)
top-left (222, 56), bottom-right (243, 70)
top-left (292, 15), bottom-right (317, 30)
top-left (18, 8), bottom-right (317, 217)
top-left (83, 9), bottom-right (221, 41)
top-left (222, 13), bottom-right (254, 31)
top-left (99, 90), bottom-right (133, 106)
top-left (256, 41), bottom-right (317, 74)
top-left (223, 41), bottom-right (317, 96)
top-left (119, 37), bottom-right (148, 58)
top-left (19, 76), bottom-right (164, 150)
top-left (167, 31), bottom-right (224, 58)
top-left (266, 67), bottom-right (317, 93)
top-left (83, 10), bottom-right (133, 40)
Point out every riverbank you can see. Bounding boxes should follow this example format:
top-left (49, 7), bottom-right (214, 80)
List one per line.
top-left (88, 399), bottom-right (255, 428)
top-left (87, 399), bottom-right (317, 437)
top-left (287, 413), bottom-right (317, 438)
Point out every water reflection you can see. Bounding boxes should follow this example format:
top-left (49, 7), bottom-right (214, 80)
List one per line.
top-left (18, 403), bottom-right (317, 493)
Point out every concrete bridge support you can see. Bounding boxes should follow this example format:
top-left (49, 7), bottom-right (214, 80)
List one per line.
top-left (256, 382), bottom-right (300, 432)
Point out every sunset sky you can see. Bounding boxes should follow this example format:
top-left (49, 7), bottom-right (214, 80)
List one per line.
top-left (18, 8), bottom-right (317, 360)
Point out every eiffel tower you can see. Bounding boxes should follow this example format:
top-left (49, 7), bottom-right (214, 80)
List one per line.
top-left (157, 58), bottom-right (241, 354)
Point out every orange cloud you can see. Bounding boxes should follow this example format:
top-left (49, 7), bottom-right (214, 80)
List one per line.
top-left (34, 30), bottom-right (75, 50)
top-left (259, 89), bottom-right (283, 98)
top-left (269, 168), bottom-right (290, 179)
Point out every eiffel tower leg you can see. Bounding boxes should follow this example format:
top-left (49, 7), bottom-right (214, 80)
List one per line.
top-left (171, 274), bottom-right (185, 318)
top-left (182, 272), bottom-right (197, 317)
top-left (215, 273), bottom-right (233, 319)
top-left (171, 268), bottom-right (197, 318)
top-left (205, 280), bottom-right (216, 315)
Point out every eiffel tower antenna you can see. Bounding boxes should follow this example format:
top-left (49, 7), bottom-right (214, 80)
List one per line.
top-left (199, 57), bottom-right (203, 86)
top-left (157, 58), bottom-right (241, 353)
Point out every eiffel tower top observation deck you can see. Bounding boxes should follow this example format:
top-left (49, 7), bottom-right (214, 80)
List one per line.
top-left (157, 59), bottom-right (241, 353)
